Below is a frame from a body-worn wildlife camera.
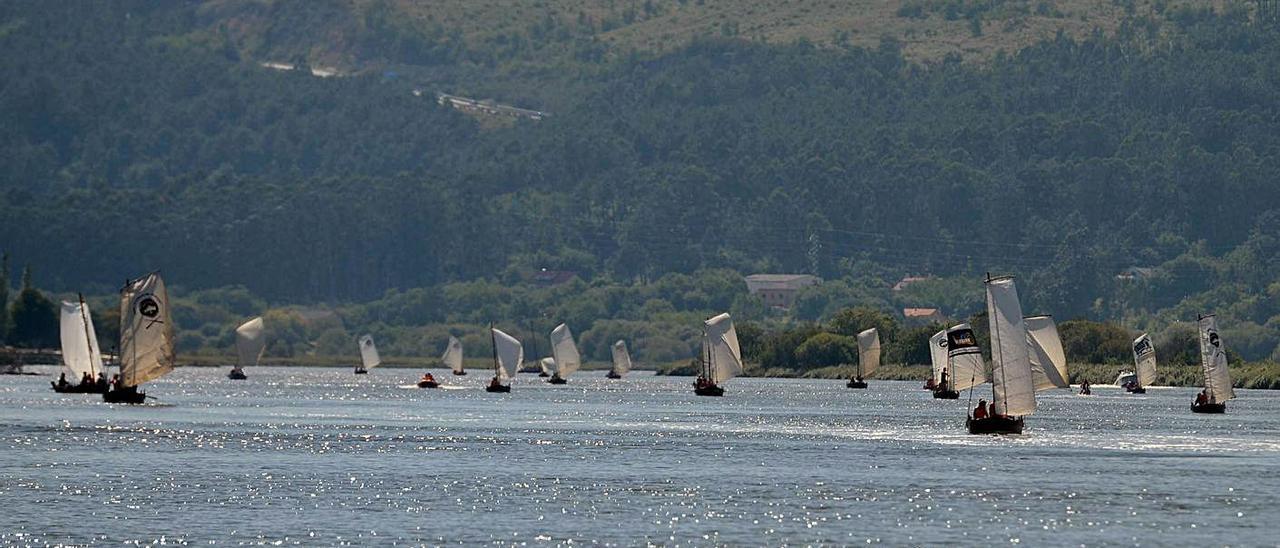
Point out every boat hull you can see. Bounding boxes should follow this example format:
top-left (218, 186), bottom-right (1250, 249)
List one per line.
top-left (932, 389), bottom-right (960, 399)
top-left (694, 385), bottom-right (724, 397)
top-left (452, 370), bottom-right (467, 376)
top-left (417, 380), bottom-right (440, 388)
top-left (354, 369), bottom-right (368, 375)
top-left (606, 371), bottom-right (622, 379)
top-left (51, 383), bottom-right (108, 394)
top-left (967, 416), bottom-right (1024, 435)
top-left (485, 384), bottom-right (511, 393)
top-left (227, 370), bottom-right (248, 380)
top-left (1191, 403), bottom-right (1226, 414)
top-left (547, 377), bottom-right (567, 385)
top-left (1126, 386), bottom-right (1146, 394)
top-left (103, 388), bottom-right (146, 404)
top-left (846, 380), bottom-right (867, 389)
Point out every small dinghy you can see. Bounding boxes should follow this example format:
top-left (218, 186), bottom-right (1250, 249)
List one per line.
top-left (355, 334), bottom-right (380, 375)
top-left (965, 275), bottom-right (1037, 435)
top-left (486, 325), bottom-right (521, 393)
top-left (442, 336), bottom-right (465, 376)
top-left (694, 313), bottom-right (742, 397)
top-left (846, 328), bottom-right (879, 389)
top-left (229, 316), bottom-right (265, 380)
top-left (104, 273), bottom-right (176, 404)
top-left (52, 296), bottom-right (108, 394)
top-left (607, 340), bottom-right (631, 379)
top-left (546, 323), bottom-right (580, 385)
top-left (1190, 314), bottom-right (1234, 414)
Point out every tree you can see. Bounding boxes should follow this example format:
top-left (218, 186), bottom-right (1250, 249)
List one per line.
top-left (794, 333), bottom-right (858, 368)
top-left (828, 306), bottom-right (899, 341)
top-left (8, 266), bottom-right (58, 348)
top-left (0, 252), bottom-right (9, 342)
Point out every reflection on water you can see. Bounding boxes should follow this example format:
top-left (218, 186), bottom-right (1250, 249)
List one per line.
top-left (1, 366), bottom-right (1276, 544)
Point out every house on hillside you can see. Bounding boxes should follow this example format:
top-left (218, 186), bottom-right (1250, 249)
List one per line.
top-left (744, 274), bottom-right (822, 309)
top-left (532, 269), bottom-right (577, 286)
top-left (893, 275), bottom-right (932, 292)
top-left (1116, 266), bottom-right (1156, 281)
top-left (903, 307), bottom-right (946, 325)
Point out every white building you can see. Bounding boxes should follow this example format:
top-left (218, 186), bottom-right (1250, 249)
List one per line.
top-left (744, 274), bottom-right (822, 309)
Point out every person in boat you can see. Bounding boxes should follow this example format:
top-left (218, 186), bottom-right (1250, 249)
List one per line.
top-left (489, 375), bottom-right (502, 389)
top-left (110, 374), bottom-right (120, 389)
top-left (56, 373), bottom-right (69, 389)
top-left (973, 399), bottom-right (988, 419)
top-left (78, 372), bottom-right (92, 388)
top-left (988, 401), bottom-right (1000, 418)
top-left (97, 372), bottom-right (108, 391)
top-left (695, 376), bottom-right (707, 389)
top-left (1079, 380), bottom-right (1091, 394)
top-left (421, 372), bottom-right (436, 383)
top-left (938, 369), bottom-right (950, 392)
top-left (1195, 390), bottom-right (1208, 406)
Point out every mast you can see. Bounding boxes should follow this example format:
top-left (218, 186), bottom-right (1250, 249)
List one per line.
top-left (77, 293), bottom-right (97, 377)
top-left (490, 322), bottom-right (499, 376)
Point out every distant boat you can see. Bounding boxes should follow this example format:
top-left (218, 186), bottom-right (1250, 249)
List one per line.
top-left (1191, 315), bottom-right (1234, 413)
top-left (694, 313), bottom-right (742, 396)
top-left (547, 323), bottom-right (580, 384)
top-left (967, 275), bottom-right (1036, 434)
top-left (847, 328), bottom-right (879, 389)
top-left (1025, 315), bottom-right (1069, 393)
top-left (607, 340), bottom-right (631, 379)
top-left (1128, 334), bottom-right (1156, 394)
top-left (52, 295), bottom-right (107, 394)
top-left (942, 323), bottom-right (986, 400)
top-left (104, 273), bottom-right (176, 404)
top-left (229, 316), bottom-right (264, 380)
top-left (443, 336), bottom-right (465, 375)
top-left (356, 334), bottom-right (380, 374)
top-left (487, 325), bottom-right (522, 393)
top-left (538, 357), bottom-right (556, 377)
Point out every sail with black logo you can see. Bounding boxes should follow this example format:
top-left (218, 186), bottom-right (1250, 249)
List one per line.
top-left (104, 273), bottom-right (175, 404)
top-left (1129, 333), bottom-right (1156, 393)
top-left (1192, 315), bottom-right (1234, 413)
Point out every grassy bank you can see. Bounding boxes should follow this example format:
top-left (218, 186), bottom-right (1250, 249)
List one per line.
top-left (657, 362), bottom-right (1280, 390)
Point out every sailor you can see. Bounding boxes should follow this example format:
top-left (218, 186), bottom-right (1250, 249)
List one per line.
top-left (1079, 380), bottom-right (1091, 394)
top-left (110, 374), bottom-right (120, 389)
top-left (57, 373), bottom-right (69, 388)
top-left (80, 372), bottom-right (93, 387)
top-left (988, 401), bottom-right (999, 418)
top-left (973, 399), bottom-right (988, 419)
top-left (1195, 390), bottom-right (1208, 405)
top-left (97, 372), bottom-right (108, 390)
top-left (489, 375), bottom-right (502, 388)
top-left (421, 372), bottom-right (435, 384)
top-left (939, 369), bottom-right (950, 391)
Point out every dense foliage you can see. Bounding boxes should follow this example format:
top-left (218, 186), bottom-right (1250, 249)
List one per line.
top-left (2, 2), bottom-right (1280, 364)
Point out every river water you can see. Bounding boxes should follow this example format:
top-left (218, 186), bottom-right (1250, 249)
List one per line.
top-left (1, 366), bottom-right (1276, 545)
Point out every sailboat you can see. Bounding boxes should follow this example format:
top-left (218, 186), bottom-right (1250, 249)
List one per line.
top-left (547, 323), bottom-right (581, 384)
top-left (104, 273), bottom-right (176, 404)
top-left (539, 357), bottom-right (556, 377)
top-left (1128, 333), bottom-right (1156, 394)
top-left (1191, 314), bottom-right (1234, 413)
top-left (942, 323), bottom-right (986, 399)
top-left (847, 328), bottom-right (879, 389)
top-left (443, 335), bottom-right (465, 375)
top-left (1025, 315), bottom-right (1069, 394)
top-left (928, 329), bottom-right (957, 398)
top-left (487, 325), bottom-right (522, 393)
top-left (694, 312), bottom-right (743, 396)
top-left (229, 316), bottom-right (264, 380)
top-left (966, 275), bottom-right (1036, 435)
top-left (355, 334), bottom-right (379, 374)
top-left (607, 340), bottom-right (631, 379)
top-left (52, 296), bottom-right (107, 393)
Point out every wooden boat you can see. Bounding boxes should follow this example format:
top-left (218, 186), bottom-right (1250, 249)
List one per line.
top-left (488, 324), bottom-right (521, 393)
top-left (1128, 333), bottom-right (1157, 394)
top-left (229, 316), bottom-right (264, 381)
top-left (847, 328), bottom-right (879, 389)
top-left (442, 336), bottom-right (465, 376)
top-left (53, 296), bottom-right (106, 394)
top-left (546, 323), bottom-right (580, 385)
top-left (356, 334), bottom-right (380, 375)
top-left (965, 275), bottom-right (1037, 435)
top-left (607, 340), bottom-right (631, 379)
top-left (933, 389), bottom-right (960, 399)
top-left (694, 313), bottom-right (742, 397)
top-left (1191, 314), bottom-right (1234, 414)
top-left (417, 378), bottom-right (440, 389)
top-left (103, 273), bottom-right (176, 404)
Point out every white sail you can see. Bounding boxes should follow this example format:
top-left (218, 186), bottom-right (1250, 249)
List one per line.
top-left (358, 335), bottom-right (381, 369)
top-left (705, 313), bottom-right (743, 383)
top-left (234, 316), bottom-right (266, 372)
top-left (491, 327), bottom-right (523, 380)
top-left (442, 336), bottom-right (464, 373)
top-left (550, 323), bottom-right (581, 378)
top-left (119, 273), bottom-right (176, 387)
top-left (1025, 315), bottom-right (1069, 391)
top-left (1198, 315), bottom-right (1235, 403)
top-left (929, 330), bottom-right (948, 384)
top-left (611, 340), bottom-right (632, 376)
top-left (985, 276), bottom-right (1036, 416)
top-left (946, 323), bottom-right (987, 391)
top-left (1132, 333), bottom-right (1157, 387)
top-left (540, 357), bottom-right (557, 375)
top-left (59, 301), bottom-right (103, 379)
top-left (856, 328), bottom-right (881, 377)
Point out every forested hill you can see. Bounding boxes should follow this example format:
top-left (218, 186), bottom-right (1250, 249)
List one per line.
top-left (2, 1), bottom-right (1279, 324)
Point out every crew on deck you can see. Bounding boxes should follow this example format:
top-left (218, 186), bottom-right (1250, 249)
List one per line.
top-left (973, 399), bottom-right (988, 419)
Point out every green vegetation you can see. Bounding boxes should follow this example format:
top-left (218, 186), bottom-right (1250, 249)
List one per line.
top-left (3, 2), bottom-right (1280, 381)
